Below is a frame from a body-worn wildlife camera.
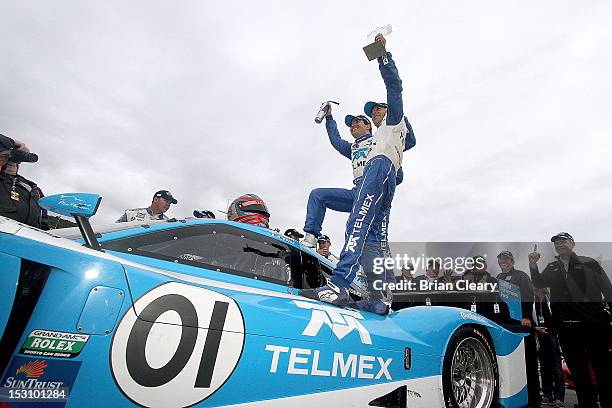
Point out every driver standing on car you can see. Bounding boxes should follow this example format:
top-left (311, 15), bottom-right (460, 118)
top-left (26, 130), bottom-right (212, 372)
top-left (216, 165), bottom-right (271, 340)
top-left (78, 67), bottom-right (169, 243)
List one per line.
top-left (116, 190), bottom-right (177, 222)
top-left (302, 34), bottom-right (410, 315)
top-left (0, 134), bottom-right (48, 230)
top-left (302, 102), bottom-right (415, 249)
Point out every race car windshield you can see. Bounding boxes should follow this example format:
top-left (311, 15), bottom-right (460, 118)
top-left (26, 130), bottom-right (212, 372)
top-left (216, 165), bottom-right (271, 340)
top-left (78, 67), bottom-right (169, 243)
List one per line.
top-left (101, 224), bottom-right (302, 286)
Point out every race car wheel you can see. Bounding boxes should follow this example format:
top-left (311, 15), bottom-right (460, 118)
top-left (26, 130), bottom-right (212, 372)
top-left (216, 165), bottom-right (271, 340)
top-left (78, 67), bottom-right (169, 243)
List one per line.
top-left (442, 326), bottom-right (499, 408)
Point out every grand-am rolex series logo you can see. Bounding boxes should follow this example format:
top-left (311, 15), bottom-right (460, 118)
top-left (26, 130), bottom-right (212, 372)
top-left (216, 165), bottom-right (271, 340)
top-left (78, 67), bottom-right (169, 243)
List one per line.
top-left (110, 282), bottom-right (245, 408)
top-left (20, 330), bottom-right (89, 359)
top-left (293, 300), bottom-right (372, 344)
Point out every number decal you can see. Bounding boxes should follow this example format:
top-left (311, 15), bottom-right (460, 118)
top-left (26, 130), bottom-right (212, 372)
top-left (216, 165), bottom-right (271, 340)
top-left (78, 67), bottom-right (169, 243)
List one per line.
top-left (195, 301), bottom-right (228, 388)
top-left (111, 282), bottom-right (244, 407)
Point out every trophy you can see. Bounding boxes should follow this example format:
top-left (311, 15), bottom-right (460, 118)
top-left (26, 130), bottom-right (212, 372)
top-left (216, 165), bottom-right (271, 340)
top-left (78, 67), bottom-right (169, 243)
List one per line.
top-left (363, 24), bottom-right (392, 63)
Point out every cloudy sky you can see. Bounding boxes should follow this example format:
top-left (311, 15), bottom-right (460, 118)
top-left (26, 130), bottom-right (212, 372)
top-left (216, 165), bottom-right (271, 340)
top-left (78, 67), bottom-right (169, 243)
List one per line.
top-left (1, 1), bottom-right (611, 248)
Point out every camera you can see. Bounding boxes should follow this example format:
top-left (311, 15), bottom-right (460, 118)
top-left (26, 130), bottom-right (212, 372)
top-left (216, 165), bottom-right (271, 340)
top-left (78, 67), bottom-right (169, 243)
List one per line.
top-left (9, 149), bottom-right (38, 164)
top-left (0, 133), bottom-right (38, 164)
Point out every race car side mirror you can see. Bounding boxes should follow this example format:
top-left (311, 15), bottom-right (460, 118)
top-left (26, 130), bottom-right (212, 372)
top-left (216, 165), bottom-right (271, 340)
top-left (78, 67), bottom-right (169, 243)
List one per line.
top-left (40, 193), bottom-right (102, 250)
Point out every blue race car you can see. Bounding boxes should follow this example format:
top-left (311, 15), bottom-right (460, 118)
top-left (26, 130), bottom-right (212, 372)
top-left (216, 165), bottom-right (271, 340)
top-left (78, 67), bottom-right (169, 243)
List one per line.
top-left (0, 193), bottom-right (528, 407)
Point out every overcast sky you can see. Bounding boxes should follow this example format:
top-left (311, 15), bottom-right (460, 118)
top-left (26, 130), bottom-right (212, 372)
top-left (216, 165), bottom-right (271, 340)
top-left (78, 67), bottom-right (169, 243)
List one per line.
top-left (1, 1), bottom-right (611, 248)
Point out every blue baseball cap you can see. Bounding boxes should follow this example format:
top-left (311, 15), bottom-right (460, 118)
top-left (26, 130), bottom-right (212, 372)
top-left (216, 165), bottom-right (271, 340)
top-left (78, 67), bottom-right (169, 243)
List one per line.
top-left (364, 101), bottom-right (388, 118)
top-left (344, 114), bottom-right (371, 127)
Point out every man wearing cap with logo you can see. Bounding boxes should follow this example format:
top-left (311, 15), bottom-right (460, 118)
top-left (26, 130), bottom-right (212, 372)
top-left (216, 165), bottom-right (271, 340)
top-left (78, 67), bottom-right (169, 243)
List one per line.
top-left (302, 34), bottom-right (413, 314)
top-left (284, 228), bottom-right (303, 241)
top-left (116, 190), bottom-right (177, 222)
top-left (303, 106), bottom-right (415, 251)
top-left (303, 113), bottom-right (406, 246)
top-left (529, 233), bottom-right (612, 408)
top-left (496, 250), bottom-right (540, 407)
top-left (316, 235), bottom-right (339, 263)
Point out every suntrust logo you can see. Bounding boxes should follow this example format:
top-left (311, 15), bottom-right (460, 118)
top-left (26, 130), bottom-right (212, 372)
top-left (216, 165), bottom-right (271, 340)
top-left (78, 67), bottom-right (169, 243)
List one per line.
top-left (16, 360), bottom-right (47, 379)
top-left (3, 359), bottom-right (64, 390)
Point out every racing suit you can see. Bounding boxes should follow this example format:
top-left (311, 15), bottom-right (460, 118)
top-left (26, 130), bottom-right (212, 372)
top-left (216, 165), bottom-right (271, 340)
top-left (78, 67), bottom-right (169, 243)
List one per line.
top-left (304, 113), bottom-right (415, 238)
top-left (329, 52), bottom-right (408, 295)
top-left (116, 207), bottom-right (168, 223)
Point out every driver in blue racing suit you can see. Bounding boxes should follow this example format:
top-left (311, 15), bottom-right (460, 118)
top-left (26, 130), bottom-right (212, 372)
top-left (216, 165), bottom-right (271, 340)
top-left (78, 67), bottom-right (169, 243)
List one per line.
top-left (302, 108), bottom-right (414, 248)
top-left (302, 34), bottom-right (411, 314)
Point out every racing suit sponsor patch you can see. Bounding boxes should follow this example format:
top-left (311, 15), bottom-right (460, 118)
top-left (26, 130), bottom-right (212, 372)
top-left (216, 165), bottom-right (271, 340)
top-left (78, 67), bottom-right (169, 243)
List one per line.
top-left (345, 193), bottom-right (375, 253)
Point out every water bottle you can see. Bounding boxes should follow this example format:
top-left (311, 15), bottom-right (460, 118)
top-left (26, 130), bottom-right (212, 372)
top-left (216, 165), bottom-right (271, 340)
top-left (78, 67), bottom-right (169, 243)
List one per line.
top-left (314, 101), bottom-right (339, 124)
top-left (367, 24), bottom-right (392, 43)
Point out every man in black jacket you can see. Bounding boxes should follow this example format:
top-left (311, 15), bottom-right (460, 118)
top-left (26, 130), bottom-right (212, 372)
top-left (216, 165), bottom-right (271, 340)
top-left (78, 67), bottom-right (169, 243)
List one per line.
top-left (533, 287), bottom-right (565, 406)
top-left (497, 250), bottom-right (540, 407)
top-left (0, 134), bottom-right (47, 230)
top-left (529, 232), bottom-right (612, 408)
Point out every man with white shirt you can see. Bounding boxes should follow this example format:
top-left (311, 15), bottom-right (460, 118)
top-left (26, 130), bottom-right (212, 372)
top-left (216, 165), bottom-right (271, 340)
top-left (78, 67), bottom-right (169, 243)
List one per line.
top-left (116, 190), bottom-right (177, 222)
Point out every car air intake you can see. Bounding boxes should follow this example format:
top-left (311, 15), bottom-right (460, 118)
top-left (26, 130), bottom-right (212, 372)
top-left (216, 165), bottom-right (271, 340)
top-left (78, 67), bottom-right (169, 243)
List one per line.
top-left (369, 385), bottom-right (408, 407)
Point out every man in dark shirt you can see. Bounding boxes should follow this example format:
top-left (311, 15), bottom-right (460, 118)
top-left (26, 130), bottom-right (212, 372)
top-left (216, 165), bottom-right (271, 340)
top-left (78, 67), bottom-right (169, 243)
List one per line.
top-left (0, 135), bottom-right (47, 230)
top-left (533, 287), bottom-right (565, 406)
top-left (497, 250), bottom-right (540, 407)
top-left (529, 232), bottom-right (612, 408)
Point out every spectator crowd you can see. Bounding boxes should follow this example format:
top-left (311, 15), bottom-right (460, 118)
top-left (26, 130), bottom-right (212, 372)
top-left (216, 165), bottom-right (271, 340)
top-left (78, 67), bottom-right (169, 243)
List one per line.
top-left (395, 236), bottom-right (611, 408)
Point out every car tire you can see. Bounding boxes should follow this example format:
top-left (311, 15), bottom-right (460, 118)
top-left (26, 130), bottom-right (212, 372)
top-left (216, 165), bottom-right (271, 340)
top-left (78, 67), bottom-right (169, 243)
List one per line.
top-left (442, 326), bottom-right (499, 408)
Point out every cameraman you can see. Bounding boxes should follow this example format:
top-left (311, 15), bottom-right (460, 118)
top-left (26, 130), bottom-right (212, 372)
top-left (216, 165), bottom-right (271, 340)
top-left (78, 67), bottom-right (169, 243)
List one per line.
top-left (0, 133), bottom-right (47, 230)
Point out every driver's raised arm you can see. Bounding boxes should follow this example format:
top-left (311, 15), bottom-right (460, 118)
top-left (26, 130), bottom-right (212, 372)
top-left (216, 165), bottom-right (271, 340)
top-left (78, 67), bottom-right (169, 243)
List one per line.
top-left (376, 34), bottom-right (404, 127)
top-left (325, 114), bottom-right (351, 159)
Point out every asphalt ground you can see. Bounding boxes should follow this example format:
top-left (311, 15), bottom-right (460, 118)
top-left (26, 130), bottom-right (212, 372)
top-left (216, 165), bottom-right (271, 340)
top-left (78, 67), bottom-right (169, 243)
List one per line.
top-left (561, 389), bottom-right (578, 407)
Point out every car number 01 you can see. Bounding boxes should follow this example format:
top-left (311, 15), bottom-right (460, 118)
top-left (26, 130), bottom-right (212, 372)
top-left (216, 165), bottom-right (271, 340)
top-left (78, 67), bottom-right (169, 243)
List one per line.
top-left (111, 282), bottom-right (245, 407)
